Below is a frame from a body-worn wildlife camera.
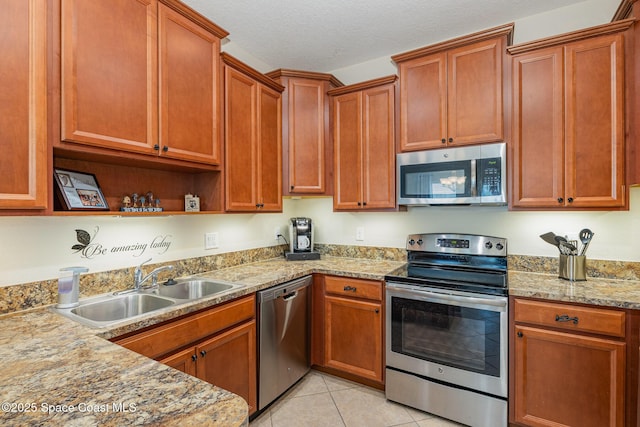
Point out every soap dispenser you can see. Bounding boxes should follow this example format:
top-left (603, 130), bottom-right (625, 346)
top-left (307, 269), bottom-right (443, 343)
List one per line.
top-left (57, 266), bottom-right (89, 308)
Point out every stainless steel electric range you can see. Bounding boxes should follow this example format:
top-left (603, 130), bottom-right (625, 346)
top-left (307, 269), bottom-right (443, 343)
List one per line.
top-left (385, 233), bottom-right (508, 427)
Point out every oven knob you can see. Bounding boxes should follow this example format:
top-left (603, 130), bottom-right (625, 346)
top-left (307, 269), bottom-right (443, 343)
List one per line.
top-left (496, 243), bottom-right (504, 251)
top-left (408, 239), bottom-right (415, 245)
top-left (417, 239), bottom-right (423, 245)
top-left (485, 241), bottom-right (493, 250)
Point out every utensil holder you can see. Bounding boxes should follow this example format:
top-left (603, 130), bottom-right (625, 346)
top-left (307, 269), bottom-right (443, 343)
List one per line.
top-left (559, 254), bottom-right (586, 281)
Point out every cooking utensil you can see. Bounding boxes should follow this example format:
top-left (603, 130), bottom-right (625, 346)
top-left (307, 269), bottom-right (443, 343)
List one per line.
top-left (539, 232), bottom-right (558, 247)
top-left (579, 228), bottom-right (594, 256)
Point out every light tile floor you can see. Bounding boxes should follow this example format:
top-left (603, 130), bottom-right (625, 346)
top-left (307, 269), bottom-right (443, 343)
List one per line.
top-left (249, 370), bottom-right (466, 427)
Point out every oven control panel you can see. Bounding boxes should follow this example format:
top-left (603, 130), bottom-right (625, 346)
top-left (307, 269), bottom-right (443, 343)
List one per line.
top-left (406, 233), bottom-right (507, 256)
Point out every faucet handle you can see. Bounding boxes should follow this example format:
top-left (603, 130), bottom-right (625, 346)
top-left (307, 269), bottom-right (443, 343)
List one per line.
top-left (136, 258), bottom-right (153, 271)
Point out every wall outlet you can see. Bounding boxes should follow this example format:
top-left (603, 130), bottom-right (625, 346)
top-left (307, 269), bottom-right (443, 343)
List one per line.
top-left (274, 226), bottom-right (281, 241)
top-left (356, 226), bottom-right (365, 241)
top-left (205, 232), bottom-right (219, 249)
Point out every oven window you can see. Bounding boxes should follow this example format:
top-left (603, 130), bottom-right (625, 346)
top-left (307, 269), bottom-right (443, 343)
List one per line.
top-left (390, 296), bottom-right (500, 377)
top-left (400, 160), bottom-right (471, 199)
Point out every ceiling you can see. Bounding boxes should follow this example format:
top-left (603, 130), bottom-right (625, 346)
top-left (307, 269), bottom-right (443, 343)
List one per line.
top-left (182, 0), bottom-right (587, 72)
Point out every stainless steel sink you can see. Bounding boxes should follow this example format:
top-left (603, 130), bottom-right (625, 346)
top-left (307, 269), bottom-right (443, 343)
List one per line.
top-left (157, 279), bottom-right (236, 300)
top-left (64, 293), bottom-right (176, 326)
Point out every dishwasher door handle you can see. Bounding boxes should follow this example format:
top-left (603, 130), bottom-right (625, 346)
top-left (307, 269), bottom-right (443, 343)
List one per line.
top-left (282, 291), bottom-right (298, 301)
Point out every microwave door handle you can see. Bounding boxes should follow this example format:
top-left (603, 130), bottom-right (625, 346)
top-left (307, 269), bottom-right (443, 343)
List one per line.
top-left (470, 159), bottom-right (477, 197)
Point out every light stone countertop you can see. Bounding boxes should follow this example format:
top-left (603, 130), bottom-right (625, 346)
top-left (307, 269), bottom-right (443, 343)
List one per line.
top-left (508, 270), bottom-right (640, 309)
top-left (0, 255), bottom-right (405, 426)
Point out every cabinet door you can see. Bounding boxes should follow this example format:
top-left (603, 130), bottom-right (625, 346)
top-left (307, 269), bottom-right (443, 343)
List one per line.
top-left (61, 0), bottom-right (157, 154)
top-left (225, 66), bottom-right (257, 211)
top-left (565, 34), bottom-right (626, 208)
top-left (158, 4), bottom-right (220, 165)
top-left (333, 92), bottom-right (362, 210)
top-left (511, 47), bottom-right (564, 208)
top-left (197, 320), bottom-right (257, 414)
top-left (362, 84), bottom-right (395, 209)
top-left (159, 347), bottom-right (197, 377)
top-left (447, 37), bottom-right (504, 146)
top-left (287, 78), bottom-right (326, 193)
top-left (0, 0), bottom-right (47, 209)
top-left (397, 53), bottom-right (447, 151)
top-left (257, 84), bottom-right (282, 211)
top-left (513, 325), bottom-right (625, 427)
top-left (324, 295), bottom-right (383, 383)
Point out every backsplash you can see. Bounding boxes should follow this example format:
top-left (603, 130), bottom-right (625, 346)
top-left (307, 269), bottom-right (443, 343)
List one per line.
top-left (2, 243), bottom-right (640, 315)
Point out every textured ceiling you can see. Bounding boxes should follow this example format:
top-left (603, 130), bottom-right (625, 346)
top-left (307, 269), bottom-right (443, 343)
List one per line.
top-left (182, 0), bottom-right (586, 72)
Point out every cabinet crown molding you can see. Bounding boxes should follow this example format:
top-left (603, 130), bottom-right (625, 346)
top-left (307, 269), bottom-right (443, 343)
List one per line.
top-left (391, 22), bottom-right (514, 63)
top-left (507, 19), bottom-right (634, 55)
top-left (221, 53), bottom-right (284, 92)
top-left (327, 75), bottom-right (397, 96)
top-left (158, 0), bottom-right (229, 39)
top-left (612, 0), bottom-right (635, 21)
top-left (265, 69), bottom-right (344, 88)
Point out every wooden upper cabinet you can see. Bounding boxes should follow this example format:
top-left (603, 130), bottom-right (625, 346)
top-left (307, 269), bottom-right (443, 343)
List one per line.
top-left (393, 24), bottom-right (513, 152)
top-left (0, 0), bottom-right (48, 210)
top-left (60, 0), bottom-right (226, 166)
top-left (510, 47), bottom-right (565, 208)
top-left (158, 3), bottom-right (221, 164)
top-left (223, 54), bottom-right (283, 212)
top-left (509, 21), bottom-right (631, 209)
top-left (61, 0), bottom-right (158, 155)
top-left (266, 70), bottom-right (343, 195)
top-left (330, 76), bottom-right (397, 211)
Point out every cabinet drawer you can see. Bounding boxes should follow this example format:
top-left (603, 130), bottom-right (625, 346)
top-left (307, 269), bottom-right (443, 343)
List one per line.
top-left (325, 276), bottom-right (382, 301)
top-left (112, 294), bottom-right (255, 359)
top-left (514, 298), bottom-right (625, 338)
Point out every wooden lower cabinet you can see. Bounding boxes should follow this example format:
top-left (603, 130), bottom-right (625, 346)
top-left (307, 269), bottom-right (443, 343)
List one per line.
top-left (314, 275), bottom-right (384, 386)
top-left (511, 298), bottom-right (626, 426)
top-left (113, 295), bottom-right (257, 415)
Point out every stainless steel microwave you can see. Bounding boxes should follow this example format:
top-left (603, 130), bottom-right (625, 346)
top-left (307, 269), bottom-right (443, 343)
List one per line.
top-left (397, 142), bottom-right (507, 206)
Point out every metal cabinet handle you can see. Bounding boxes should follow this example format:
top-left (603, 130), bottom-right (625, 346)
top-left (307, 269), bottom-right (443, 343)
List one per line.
top-left (555, 314), bottom-right (579, 325)
top-left (343, 285), bottom-right (357, 292)
top-left (374, 308), bottom-right (379, 314)
top-left (191, 354), bottom-right (197, 361)
top-left (567, 197), bottom-right (574, 203)
top-left (448, 137), bottom-right (453, 143)
top-left (153, 144), bottom-right (160, 151)
top-left (200, 350), bottom-right (207, 357)
top-left (162, 146), bottom-right (169, 152)
top-left (441, 138), bottom-right (446, 144)
top-left (517, 331), bottom-right (523, 338)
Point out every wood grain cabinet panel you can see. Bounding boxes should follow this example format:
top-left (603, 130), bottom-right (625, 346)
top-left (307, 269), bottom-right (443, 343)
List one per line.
top-left (61, 0), bottom-right (158, 154)
top-left (265, 70), bottom-right (342, 196)
top-left (393, 24), bottom-right (512, 152)
top-left (511, 297), bottom-right (627, 427)
top-left (316, 275), bottom-right (384, 386)
top-left (330, 76), bottom-right (396, 211)
top-left (158, 3), bottom-right (221, 164)
top-left (0, 0), bottom-right (48, 209)
top-left (112, 294), bottom-right (257, 415)
top-left (510, 23), bottom-right (629, 209)
top-left (223, 54), bottom-right (283, 212)
top-left (60, 0), bottom-right (225, 166)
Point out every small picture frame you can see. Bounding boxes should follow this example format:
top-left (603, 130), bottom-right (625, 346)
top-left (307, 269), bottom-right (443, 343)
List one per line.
top-left (185, 194), bottom-right (200, 212)
top-left (54, 168), bottom-right (109, 211)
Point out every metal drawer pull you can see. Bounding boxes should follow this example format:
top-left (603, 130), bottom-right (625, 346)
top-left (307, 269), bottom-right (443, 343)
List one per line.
top-left (343, 285), bottom-right (357, 292)
top-left (555, 314), bottom-right (579, 324)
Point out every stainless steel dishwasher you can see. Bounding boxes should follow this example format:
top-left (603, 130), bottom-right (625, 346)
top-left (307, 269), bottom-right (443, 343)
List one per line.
top-left (257, 275), bottom-right (311, 410)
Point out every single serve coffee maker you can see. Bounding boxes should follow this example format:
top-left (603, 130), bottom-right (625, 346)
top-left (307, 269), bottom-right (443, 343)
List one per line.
top-left (285, 217), bottom-right (320, 261)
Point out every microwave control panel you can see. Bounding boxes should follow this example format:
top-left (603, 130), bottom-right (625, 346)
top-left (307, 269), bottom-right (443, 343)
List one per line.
top-left (477, 157), bottom-right (502, 196)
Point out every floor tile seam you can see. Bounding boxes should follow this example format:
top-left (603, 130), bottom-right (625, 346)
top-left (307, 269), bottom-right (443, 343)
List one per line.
top-left (326, 386), bottom-right (348, 427)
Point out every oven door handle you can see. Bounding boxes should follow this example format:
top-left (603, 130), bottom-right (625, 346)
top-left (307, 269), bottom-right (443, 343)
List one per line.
top-left (386, 283), bottom-right (507, 309)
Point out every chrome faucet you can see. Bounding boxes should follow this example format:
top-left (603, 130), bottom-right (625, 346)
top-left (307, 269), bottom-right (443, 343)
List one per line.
top-left (133, 258), bottom-right (174, 291)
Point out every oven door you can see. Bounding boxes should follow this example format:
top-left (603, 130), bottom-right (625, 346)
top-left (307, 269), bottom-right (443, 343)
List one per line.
top-left (385, 282), bottom-right (508, 398)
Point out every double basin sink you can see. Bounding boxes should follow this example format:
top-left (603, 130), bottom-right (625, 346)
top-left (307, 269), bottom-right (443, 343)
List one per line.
top-left (56, 278), bottom-right (242, 328)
